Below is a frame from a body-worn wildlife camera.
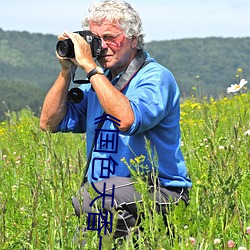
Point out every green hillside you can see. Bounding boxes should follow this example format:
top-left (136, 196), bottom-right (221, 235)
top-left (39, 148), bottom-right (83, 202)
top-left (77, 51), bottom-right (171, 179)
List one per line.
top-left (0, 28), bottom-right (249, 120)
top-left (145, 37), bottom-right (250, 97)
top-left (0, 29), bottom-right (59, 87)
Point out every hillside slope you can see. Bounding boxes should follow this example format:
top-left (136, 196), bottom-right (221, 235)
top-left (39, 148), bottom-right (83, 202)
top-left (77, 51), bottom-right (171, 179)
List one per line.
top-left (0, 28), bottom-right (249, 120)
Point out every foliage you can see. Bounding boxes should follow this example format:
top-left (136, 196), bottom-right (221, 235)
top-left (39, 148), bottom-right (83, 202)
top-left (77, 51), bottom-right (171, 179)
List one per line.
top-left (0, 28), bottom-right (60, 89)
top-left (0, 79), bottom-right (46, 121)
top-left (0, 92), bottom-right (249, 249)
top-left (0, 29), bottom-right (61, 121)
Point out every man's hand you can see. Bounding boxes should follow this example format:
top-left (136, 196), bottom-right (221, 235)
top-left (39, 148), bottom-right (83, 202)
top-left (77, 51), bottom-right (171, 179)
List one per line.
top-left (62, 31), bottom-right (96, 73)
top-left (56, 33), bottom-right (79, 71)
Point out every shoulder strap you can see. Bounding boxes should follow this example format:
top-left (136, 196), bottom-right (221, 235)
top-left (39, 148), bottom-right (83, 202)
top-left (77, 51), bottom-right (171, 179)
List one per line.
top-left (115, 49), bottom-right (147, 91)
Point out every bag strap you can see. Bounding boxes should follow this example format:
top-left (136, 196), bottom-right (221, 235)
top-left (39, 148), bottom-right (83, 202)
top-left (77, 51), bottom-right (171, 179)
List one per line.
top-left (81, 50), bottom-right (149, 185)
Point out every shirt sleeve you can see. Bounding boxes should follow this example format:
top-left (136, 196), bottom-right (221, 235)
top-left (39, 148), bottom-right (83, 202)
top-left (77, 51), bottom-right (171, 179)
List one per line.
top-left (123, 63), bottom-right (180, 135)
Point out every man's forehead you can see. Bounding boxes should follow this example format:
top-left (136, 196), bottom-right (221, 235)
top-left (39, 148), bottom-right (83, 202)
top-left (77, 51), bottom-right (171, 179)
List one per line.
top-left (90, 20), bottom-right (122, 33)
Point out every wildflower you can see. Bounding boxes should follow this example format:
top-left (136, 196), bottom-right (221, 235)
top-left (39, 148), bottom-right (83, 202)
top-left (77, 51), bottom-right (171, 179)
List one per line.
top-left (130, 159), bottom-right (135, 165)
top-left (228, 240), bottom-right (235, 248)
top-left (238, 247), bottom-right (246, 250)
top-left (12, 185), bottom-right (18, 192)
top-left (42, 213), bottom-right (48, 221)
top-left (196, 180), bottom-right (202, 185)
top-left (218, 145), bottom-right (224, 150)
top-left (121, 157), bottom-right (126, 163)
top-left (237, 67), bottom-right (243, 73)
top-left (191, 103), bottom-right (201, 109)
top-left (189, 237), bottom-right (196, 246)
top-left (246, 226), bottom-right (250, 235)
top-left (135, 156), bottom-right (141, 164)
top-left (227, 79), bottom-right (248, 93)
top-left (244, 130), bottom-right (250, 136)
top-left (214, 238), bottom-right (221, 244)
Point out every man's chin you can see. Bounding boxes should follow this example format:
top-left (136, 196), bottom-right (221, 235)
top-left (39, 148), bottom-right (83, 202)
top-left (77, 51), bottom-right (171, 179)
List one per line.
top-left (98, 59), bottom-right (113, 69)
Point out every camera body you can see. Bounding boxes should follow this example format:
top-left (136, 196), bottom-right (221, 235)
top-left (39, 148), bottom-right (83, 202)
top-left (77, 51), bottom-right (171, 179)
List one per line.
top-left (56, 30), bottom-right (102, 58)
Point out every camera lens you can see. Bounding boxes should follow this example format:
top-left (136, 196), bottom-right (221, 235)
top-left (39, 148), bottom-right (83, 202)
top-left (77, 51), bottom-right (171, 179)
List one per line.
top-left (56, 39), bottom-right (74, 58)
top-left (68, 88), bottom-right (84, 103)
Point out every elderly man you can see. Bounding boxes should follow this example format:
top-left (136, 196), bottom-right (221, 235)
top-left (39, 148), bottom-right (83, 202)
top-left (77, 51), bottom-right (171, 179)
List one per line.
top-left (40, 0), bottom-right (192, 243)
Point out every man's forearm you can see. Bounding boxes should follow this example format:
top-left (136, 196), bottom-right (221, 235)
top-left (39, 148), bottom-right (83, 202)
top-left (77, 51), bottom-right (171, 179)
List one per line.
top-left (40, 70), bottom-right (71, 132)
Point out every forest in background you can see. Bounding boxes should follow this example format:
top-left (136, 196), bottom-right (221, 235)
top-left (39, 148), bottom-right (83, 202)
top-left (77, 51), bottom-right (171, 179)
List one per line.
top-left (0, 28), bottom-right (249, 120)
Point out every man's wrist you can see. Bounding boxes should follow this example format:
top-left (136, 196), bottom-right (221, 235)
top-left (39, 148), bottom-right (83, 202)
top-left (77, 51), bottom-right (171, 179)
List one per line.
top-left (87, 66), bottom-right (104, 80)
top-left (60, 68), bottom-right (71, 79)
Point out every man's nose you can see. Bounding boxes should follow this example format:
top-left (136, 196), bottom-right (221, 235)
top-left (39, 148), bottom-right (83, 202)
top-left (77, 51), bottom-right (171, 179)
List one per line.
top-left (101, 38), bottom-right (108, 49)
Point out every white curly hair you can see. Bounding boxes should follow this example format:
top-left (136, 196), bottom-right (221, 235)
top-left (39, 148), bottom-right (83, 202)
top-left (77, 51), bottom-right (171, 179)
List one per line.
top-left (82, 0), bottom-right (145, 49)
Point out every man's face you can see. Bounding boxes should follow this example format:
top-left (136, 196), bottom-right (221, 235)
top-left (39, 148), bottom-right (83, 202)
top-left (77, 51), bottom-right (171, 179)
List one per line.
top-left (89, 20), bottom-right (138, 73)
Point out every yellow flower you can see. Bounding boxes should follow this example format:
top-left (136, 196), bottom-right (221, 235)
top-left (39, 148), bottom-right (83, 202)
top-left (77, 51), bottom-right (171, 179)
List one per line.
top-left (237, 67), bottom-right (243, 73)
top-left (191, 103), bottom-right (201, 109)
top-left (135, 157), bottom-right (141, 164)
top-left (130, 159), bottom-right (135, 165)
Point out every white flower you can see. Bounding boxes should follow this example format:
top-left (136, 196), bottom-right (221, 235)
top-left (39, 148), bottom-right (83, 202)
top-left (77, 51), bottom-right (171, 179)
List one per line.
top-left (244, 130), bottom-right (250, 136)
top-left (238, 247), bottom-right (246, 250)
top-left (20, 207), bottom-right (25, 214)
top-left (214, 238), bottom-right (221, 244)
top-left (227, 79), bottom-right (248, 93)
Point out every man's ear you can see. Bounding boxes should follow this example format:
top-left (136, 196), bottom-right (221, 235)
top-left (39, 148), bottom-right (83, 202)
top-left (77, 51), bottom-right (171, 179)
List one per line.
top-left (131, 36), bottom-right (139, 48)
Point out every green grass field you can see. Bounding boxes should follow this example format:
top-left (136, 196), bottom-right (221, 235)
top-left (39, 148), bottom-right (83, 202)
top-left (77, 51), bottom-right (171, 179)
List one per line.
top-left (0, 91), bottom-right (249, 249)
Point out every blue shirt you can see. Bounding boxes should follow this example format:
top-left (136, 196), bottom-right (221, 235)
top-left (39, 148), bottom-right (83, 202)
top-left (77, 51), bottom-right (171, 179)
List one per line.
top-left (58, 52), bottom-right (192, 188)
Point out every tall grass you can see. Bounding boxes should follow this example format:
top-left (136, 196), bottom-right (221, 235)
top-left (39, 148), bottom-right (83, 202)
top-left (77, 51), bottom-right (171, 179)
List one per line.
top-left (0, 93), bottom-right (249, 249)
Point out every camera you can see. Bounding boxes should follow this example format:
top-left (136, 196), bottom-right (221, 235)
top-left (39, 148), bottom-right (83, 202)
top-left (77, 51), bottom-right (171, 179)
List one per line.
top-left (56, 30), bottom-right (102, 58)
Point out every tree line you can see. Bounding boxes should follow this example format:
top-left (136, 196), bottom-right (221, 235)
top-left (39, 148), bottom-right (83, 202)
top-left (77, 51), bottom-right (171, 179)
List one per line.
top-left (0, 28), bottom-right (249, 120)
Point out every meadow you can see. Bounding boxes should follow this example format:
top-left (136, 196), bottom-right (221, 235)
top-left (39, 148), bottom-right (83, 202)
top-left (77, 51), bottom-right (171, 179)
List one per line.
top-left (0, 89), bottom-right (249, 249)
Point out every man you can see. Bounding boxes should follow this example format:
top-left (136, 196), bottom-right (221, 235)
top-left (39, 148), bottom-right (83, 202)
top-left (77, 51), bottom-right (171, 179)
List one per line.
top-left (40, 0), bottom-right (192, 242)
